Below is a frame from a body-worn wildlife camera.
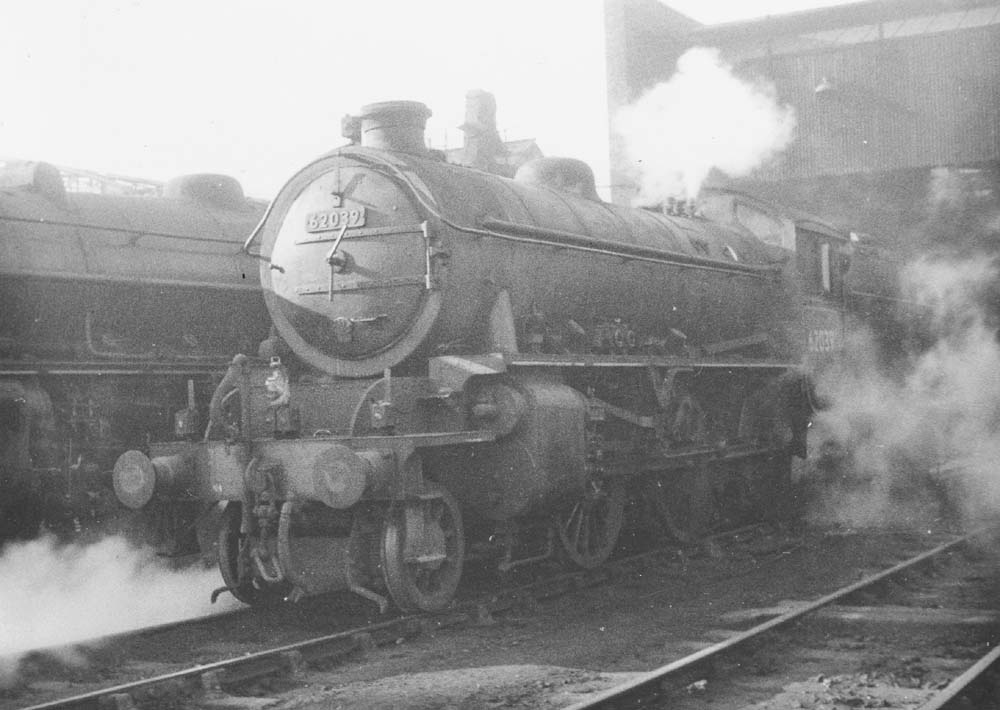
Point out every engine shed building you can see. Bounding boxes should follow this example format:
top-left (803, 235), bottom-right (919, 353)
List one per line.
top-left (604, 0), bottom-right (1000, 251)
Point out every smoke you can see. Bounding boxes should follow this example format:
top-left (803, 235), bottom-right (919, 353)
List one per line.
top-left (916, 167), bottom-right (1000, 260)
top-left (808, 255), bottom-right (1000, 529)
top-left (0, 534), bottom-right (238, 686)
top-left (615, 47), bottom-right (796, 203)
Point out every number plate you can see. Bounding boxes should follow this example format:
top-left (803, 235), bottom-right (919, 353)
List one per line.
top-left (305, 206), bottom-right (367, 233)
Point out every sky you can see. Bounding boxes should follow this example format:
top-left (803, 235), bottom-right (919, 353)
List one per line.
top-left (0, 1), bottom-right (863, 199)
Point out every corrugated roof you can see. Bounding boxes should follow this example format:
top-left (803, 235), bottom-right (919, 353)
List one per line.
top-left (689, 0), bottom-right (1000, 44)
top-left (791, 4), bottom-right (1000, 50)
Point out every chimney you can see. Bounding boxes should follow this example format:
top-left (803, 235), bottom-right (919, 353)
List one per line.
top-left (358, 101), bottom-right (431, 155)
top-left (460, 90), bottom-right (509, 176)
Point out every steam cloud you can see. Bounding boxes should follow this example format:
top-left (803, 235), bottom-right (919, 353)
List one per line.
top-left (809, 255), bottom-right (1000, 528)
top-left (615, 47), bottom-right (796, 203)
top-left (0, 535), bottom-right (238, 686)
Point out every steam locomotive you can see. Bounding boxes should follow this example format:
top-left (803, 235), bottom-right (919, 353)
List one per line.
top-left (108, 100), bottom-right (890, 611)
top-left (0, 162), bottom-right (269, 547)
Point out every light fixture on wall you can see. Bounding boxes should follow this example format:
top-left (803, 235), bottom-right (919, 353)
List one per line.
top-left (814, 76), bottom-right (835, 94)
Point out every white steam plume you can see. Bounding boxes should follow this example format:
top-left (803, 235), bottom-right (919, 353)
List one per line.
top-left (809, 256), bottom-right (1000, 528)
top-left (0, 535), bottom-right (239, 686)
top-left (615, 47), bottom-right (796, 203)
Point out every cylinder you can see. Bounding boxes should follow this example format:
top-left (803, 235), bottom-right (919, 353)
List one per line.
top-left (427, 378), bottom-right (588, 520)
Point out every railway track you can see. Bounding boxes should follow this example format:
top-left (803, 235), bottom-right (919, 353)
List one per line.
top-left (2, 524), bottom-right (793, 710)
top-left (564, 526), bottom-right (1000, 710)
top-left (7, 523), bottom-right (991, 709)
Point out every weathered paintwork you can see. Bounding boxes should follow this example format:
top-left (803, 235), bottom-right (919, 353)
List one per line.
top-left (258, 148), bottom-right (798, 378)
top-left (0, 162), bottom-right (272, 543)
top-left (0, 163), bottom-right (269, 364)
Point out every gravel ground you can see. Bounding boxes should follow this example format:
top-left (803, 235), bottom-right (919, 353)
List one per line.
top-left (263, 526), bottom-right (965, 710)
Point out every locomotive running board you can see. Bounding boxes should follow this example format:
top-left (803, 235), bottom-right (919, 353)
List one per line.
top-left (321, 430), bottom-right (499, 447)
top-left (641, 444), bottom-right (789, 473)
top-left (0, 359), bottom-right (233, 376)
top-left (503, 353), bottom-right (797, 370)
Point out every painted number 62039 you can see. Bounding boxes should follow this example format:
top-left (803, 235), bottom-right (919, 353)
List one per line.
top-left (305, 207), bottom-right (367, 233)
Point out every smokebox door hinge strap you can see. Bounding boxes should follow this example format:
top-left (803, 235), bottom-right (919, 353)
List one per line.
top-left (422, 221), bottom-right (448, 290)
top-left (325, 223), bottom-right (351, 302)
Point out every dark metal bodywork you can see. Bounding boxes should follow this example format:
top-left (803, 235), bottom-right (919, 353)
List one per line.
top-left (113, 101), bottom-right (898, 607)
top-left (257, 148), bottom-right (799, 378)
top-left (0, 166), bottom-right (266, 366)
top-left (0, 162), bottom-right (270, 542)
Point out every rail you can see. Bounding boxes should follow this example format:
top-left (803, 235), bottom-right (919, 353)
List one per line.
top-left (12, 524), bottom-right (773, 710)
top-left (18, 526), bottom-right (992, 710)
top-left (562, 527), bottom-right (996, 710)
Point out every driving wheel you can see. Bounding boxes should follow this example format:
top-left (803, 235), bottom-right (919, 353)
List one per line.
top-left (381, 485), bottom-right (465, 612)
top-left (646, 467), bottom-right (714, 544)
top-left (555, 477), bottom-right (626, 569)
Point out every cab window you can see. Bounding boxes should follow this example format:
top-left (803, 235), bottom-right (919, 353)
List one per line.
top-left (797, 228), bottom-right (845, 299)
top-left (735, 203), bottom-right (786, 248)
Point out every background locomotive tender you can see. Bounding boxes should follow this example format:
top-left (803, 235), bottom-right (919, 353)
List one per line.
top-left (111, 100), bottom-right (891, 612)
top-left (0, 162), bottom-right (269, 546)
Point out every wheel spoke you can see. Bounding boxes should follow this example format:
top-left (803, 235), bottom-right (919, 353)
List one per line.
top-left (561, 501), bottom-right (579, 539)
top-left (571, 504), bottom-right (585, 548)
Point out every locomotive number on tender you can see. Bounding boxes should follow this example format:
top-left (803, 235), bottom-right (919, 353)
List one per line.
top-left (305, 207), bottom-right (367, 233)
top-left (807, 328), bottom-right (839, 353)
